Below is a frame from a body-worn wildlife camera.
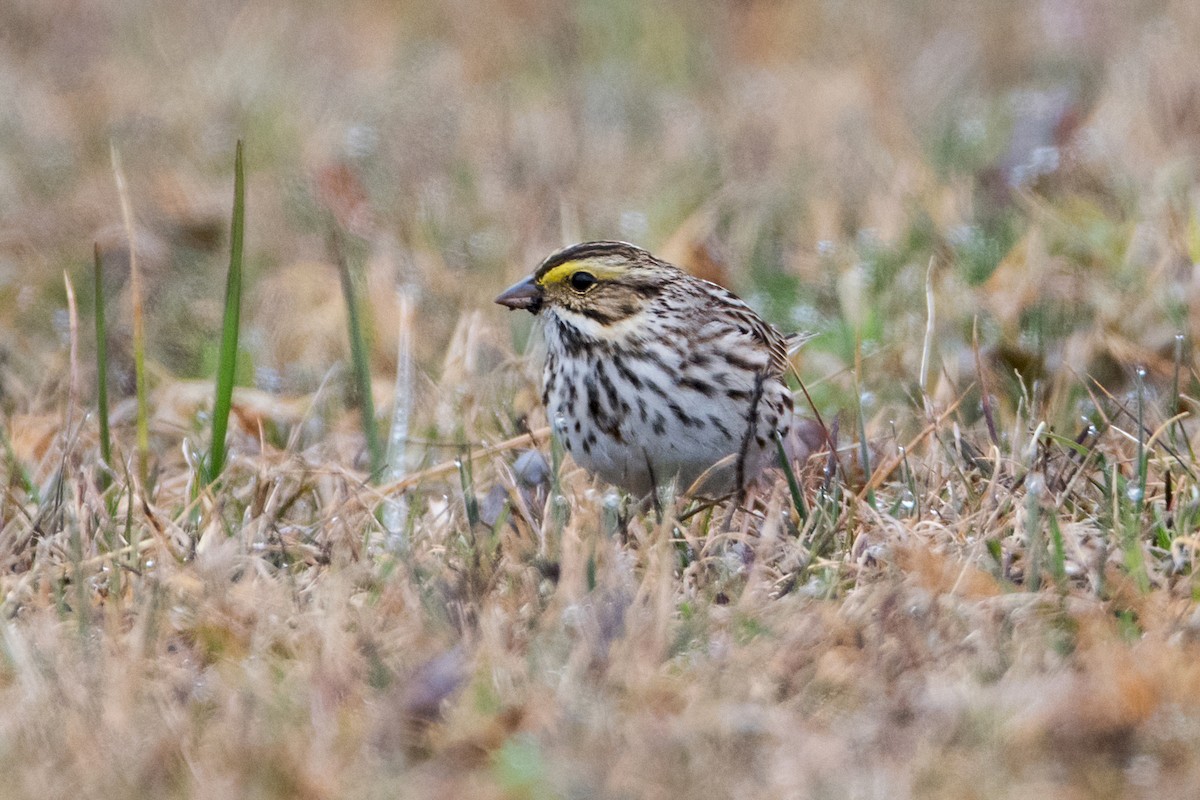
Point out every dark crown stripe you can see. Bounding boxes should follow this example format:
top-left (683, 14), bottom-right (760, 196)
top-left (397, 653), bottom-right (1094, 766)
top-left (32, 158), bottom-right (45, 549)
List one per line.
top-left (534, 240), bottom-right (648, 279)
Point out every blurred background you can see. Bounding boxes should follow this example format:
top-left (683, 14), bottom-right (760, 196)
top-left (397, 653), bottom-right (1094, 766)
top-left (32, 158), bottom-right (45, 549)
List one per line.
top-left (2, 0), bottom-right (1199, 451)
top-left (7, 5), bottom-right (1200, 795)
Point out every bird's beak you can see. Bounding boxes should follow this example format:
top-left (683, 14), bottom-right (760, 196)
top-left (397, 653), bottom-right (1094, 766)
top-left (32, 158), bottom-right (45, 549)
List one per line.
top-left (494, 276), bottom-right (543, 314)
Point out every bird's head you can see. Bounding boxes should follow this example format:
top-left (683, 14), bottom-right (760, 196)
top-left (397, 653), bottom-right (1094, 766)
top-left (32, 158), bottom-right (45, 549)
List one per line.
top-left (495, 242), bottom-right (675, 332)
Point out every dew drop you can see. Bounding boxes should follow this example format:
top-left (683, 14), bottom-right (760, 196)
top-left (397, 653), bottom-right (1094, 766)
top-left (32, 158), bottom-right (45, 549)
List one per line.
top-left (1026, 474), bottom-right (1045, 498)
top-left (899, 491), bottom-right (916, 511)
top-left (1127, 485), bottom-right (1144, 503)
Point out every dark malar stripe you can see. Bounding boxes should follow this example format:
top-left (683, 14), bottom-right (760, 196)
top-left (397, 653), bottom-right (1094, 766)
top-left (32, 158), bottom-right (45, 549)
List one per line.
top-left (552, 319), bottom-right (588, 356)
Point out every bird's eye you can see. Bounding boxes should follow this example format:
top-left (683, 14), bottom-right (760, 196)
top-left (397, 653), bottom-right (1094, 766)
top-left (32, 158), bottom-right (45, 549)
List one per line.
top-left (569, 271), bottom-right (598, 292)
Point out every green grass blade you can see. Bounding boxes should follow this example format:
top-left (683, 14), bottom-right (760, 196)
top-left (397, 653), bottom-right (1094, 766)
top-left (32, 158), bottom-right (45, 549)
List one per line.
top-left (131, 303), bottom-right (149, 488)
top-left (0, 424), bottom-right (35, 501)
top-left (332, 228), bottom-right (383, 479)
top-left (457, 448), bottom-right (480, 527)
top-left (205, 140), bottom-right (246, 484)
top-left (775, 431), bottom-right (807, 521)
top-left (1048, 512), bottom-right (1067, 587)
top-left (1025, 486), bottom-right (1043, 592)
top-left (93, 243), bottom-right (112, 489)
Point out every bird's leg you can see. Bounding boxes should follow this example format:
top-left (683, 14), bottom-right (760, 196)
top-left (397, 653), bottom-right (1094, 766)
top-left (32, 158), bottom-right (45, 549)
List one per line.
top-left (643, 450), bottom-right (663, 524)
top-left (726, 371), bottom-right (767, 531)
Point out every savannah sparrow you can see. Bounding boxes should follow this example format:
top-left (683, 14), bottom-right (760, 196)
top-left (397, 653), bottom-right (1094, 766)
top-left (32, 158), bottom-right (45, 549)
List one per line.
top-left (496, 241), bottom-right (806, 497)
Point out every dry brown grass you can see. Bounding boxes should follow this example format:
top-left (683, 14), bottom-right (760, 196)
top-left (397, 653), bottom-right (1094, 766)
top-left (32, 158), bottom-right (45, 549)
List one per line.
top-left (5, 0), bottom-right (1200, 797)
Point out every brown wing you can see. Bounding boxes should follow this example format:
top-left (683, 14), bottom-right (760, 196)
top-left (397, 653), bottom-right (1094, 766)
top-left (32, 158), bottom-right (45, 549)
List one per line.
top-left (694, 279), bottom-right (792, 377)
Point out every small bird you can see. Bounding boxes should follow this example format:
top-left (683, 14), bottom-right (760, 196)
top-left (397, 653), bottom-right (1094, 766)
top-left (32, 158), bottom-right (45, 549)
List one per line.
top-left (496, 241), bottom-right (805, 497)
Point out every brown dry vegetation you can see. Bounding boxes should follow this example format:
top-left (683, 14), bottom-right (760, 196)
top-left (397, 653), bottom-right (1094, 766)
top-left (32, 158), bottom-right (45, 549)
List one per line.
top-left (4, 0), bottom-right (1200, 797)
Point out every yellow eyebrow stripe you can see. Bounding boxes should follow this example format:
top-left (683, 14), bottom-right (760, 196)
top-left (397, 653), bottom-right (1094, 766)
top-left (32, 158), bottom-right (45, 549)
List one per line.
top-left (537, 260), bottom-right (622, 287)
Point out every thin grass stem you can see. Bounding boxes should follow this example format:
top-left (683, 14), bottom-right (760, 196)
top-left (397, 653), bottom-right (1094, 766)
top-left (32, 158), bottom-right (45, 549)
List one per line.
top-left (109, 142), bottom-right (150, 487)
top-left (93, 244), bottom-right (112, 489)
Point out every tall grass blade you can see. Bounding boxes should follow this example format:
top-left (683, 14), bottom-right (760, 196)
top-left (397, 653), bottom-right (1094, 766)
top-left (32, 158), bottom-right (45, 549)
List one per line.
top-left (62, 272), bottom-right (80, 441)
top-left (110, 142), bottom-right (150, 487)
top-left (918, 256), bottom-right (935, 417)
top-left (854, 386), bottom-right (874, 509)
top-left (93, 243), bottom-right (112, 488)
top-left (1168, 333), bottom-right (1196, 462)
top-left (1046, 513), bottom-right (1065, 582)
top-left (0, 425), bottom-right (35, 501)
top-left (331, 228), bottom-right (383, 479)
top-left (204, 140), bottom-right (246, 484)
top-left (1135, 366), bottom-right (1147, 513)
top-left (775, 431), bottom-right (807, 521)
top-left (457, 449), bottom-right (480, 528)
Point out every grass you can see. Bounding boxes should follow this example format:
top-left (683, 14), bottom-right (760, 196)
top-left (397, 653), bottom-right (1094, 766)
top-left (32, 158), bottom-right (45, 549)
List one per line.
top-left (202, 139), bottom-right (246, 486)
top-left (3, 0), bottom-right (1200, 797)
top-left (92, 242), bottom-right (112, 488)
top-left (108, 143), bottom-right (151, 488)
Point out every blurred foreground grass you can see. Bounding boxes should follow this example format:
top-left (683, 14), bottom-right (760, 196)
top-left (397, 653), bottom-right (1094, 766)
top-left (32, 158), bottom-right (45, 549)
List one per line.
top-left (5, 0), bottom-right (1200, 797)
